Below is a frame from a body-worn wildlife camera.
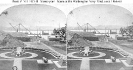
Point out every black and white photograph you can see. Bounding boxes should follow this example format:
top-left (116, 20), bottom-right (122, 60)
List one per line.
top-left (67, 4), bottom-right (133, 70)
top-left (0, 0), bottom-right (133, 70)
top-left (0, 4), bottom-right (67, 70)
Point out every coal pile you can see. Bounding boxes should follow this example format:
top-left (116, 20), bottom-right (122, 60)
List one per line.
top-left (69, 33), bottom-right (92, 47)
top-left (0, 31), bottom-right (25, 47)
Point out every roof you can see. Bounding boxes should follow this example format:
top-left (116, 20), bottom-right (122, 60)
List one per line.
top-left (72, 38), bottom-right (92, 47)
top-left (68, 31), bottom-right (96, 37)
top-left (0, 30), bottom-right (8, 41)
top-left (68, 31), bottom-right (93, 47)
top-left (8, 32), bottom-right (28, 37)
top-left (67, 31), bottom-right (96, 40)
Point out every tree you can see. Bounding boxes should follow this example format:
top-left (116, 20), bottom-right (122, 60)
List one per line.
top-left (52, 27), bottom-right (66, 41)
top-left (120, 23), bottom-right (133, 39)
top-left (53, 28), bottom-right (58, 35)
top-left (120, 27), bottom-right (127, 36)
top-left (59, 27), bottom-right (66, 41)
top-left (126, 25), bottom-right (133, 38)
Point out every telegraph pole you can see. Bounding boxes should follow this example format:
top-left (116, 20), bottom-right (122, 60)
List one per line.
top-left (19, 23), bottom-right (21, 32)
top-left (87, 23), bottom-right (89, 32)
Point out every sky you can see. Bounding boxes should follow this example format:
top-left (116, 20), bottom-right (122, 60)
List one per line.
top-left (67, 4), bottom-right (133, 29)
top-left (0, 4), bottom-right (66, 30)
top-left (0, 3), bottom-right (133, 30)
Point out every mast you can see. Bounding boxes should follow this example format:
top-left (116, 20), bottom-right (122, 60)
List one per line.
top-left (20, 23), bottom-right (32, 34)
top-left (77, 23), bottom-right (84, 32)
top-left (9, 23), bottom-right (17, 32)
top-left (87, 23), bottom-right (100, 33)
top-left (87, 23), bottom-right (89, 32)
top-left (18, 23), bottom-right (21, 32)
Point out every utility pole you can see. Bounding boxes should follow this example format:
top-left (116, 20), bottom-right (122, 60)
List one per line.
top-left (87, 23), bottom-right (100, 33)
top-left (65, 23), bottom-right (68, 50)
top-left (37, 26), bottom-right (38, 37)
top-left (19, 23), bottom-right (21, 32)
top-left (9, 23), bottom-right (17, 32)
top-left (105, 27), bottom-right (106, 35)
top-left (59, 23), bottom-right (60, 29)
top-left (77, 23), bottom-right (84, 32)
top-left (87, 23), bottom-right (89, 32)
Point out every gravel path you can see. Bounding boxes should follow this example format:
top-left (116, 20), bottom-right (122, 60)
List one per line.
top-left (80, 58), bottom-right (90, 70)
top-left (13, 58), bottom-right (22, 70)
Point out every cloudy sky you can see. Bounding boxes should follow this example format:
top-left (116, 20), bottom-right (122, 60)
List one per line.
top-left (67, 4), bottom-right (133, 29)
top-left (0, 4), bottom-right (133, 31)
top-left (0, 4), bottom-right (66, 30)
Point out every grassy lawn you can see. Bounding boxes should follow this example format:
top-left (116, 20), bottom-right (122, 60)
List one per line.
top-left (0, 49), bottom-right (65, 70)
top-left (95, 50), bottom-right (123, 59)
top-left (67, 60), bottom-right (125, 70)
top-left (6, 52), bottom-right (32, 58)
top-left (67, 60), bottom-right (81, 70)
top-left (0, 60), bottom-right (13, 70)
top-left (73, 52), bottom-right (99, 57)
top-left (22, 60), bottom-right (38, 70)
top-left (113, 40), bottom-right (133, 49)
top-left (90, 60), bottom-right (124, 70)
top-left (38, 63), bottom-right (66, 70)
top-left (41, 40), bottom-right (66, 55)
top-left (67, 48), bottom-right (123, 59)
top-left (23, 60), bottom-right (66, 70)
top-left (0, 49), bottom-right (56, 59)
top-left (41, 40), bottom-right (66, 51)
top-left (109, 40), bottom-right (133, 54)
top-left (91, 41), bottom-right (118, 49)
top-left (25, 50), bottom-right (56, 59)
top-left (0, 49), bottom-right (12, 59)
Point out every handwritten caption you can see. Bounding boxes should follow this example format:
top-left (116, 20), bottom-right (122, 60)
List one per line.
top-left (12, 0), bottom-right (122, 3)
